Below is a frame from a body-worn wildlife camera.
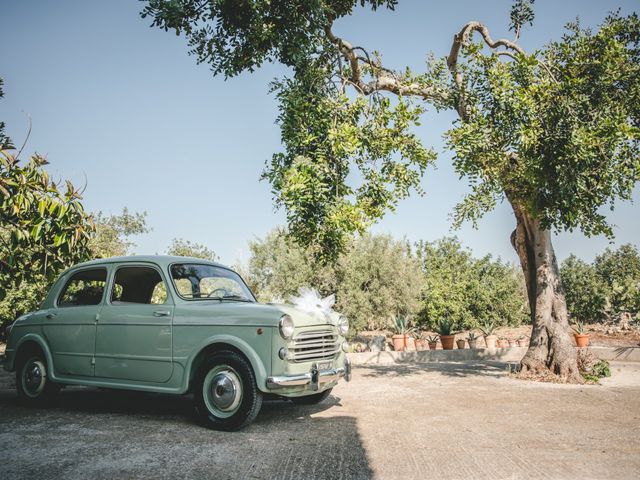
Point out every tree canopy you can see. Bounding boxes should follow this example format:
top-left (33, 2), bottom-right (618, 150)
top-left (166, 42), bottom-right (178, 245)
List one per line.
top-left (0, 150), bottom-right (95, 291)
top-left (167, 237), bottom-right (217, 260)
top-left (142, 2), bottom-right (640, 259)
top-left (89, 208), bottom-right (150, 258)
top-left (561, 244), bottom-right (640, 323)
top-left (141, 2), bottom-right (640, 380)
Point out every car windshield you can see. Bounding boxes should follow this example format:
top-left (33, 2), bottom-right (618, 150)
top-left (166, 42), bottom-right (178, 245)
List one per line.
top-left (170, 263), bottom-right (255, 302)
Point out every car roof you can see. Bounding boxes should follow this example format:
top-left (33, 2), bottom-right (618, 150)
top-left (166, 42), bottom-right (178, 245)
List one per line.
top-left (70, 255), bottom-right (228, 270)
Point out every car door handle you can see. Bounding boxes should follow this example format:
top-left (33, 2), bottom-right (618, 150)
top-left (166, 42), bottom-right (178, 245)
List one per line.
top-left (153, 311), bottom-right (171, 317)
top-left (46, 313), bottom-right (57, 319)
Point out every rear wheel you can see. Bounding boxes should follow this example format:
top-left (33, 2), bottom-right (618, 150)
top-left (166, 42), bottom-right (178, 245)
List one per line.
top-left (194, 351), bottom-right (262, 431)
top-left (16, 353), bottom-right (59, 406)
top-left (290, 388), bottom-right (333, 405)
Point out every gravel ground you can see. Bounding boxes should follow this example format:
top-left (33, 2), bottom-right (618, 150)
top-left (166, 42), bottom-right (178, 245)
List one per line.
top-left (1, 361), bottom-right (639, 480)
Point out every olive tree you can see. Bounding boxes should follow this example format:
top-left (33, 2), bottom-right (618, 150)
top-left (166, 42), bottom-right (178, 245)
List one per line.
top-left (142, 1), bottom-right (640, 381)
top-left (89, 208), bottom-right (150, 258)
top-left (337, 233), bottom-right (422, 332)
top-left (241, 227), bottom-right (337, 302)
top-left (167, 237), bottom-right (218, 261)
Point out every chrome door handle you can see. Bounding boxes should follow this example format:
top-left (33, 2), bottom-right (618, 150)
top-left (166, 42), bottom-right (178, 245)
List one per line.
top-left (153, 311), bottom-right (171, 317)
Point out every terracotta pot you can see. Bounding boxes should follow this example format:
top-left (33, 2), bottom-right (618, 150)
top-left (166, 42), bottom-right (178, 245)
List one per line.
top-left (498, 339), bottom-right (509, 348)
top-left (456, 339), bottom-right (466, 349)
top-left (517, 339), bottom-right (528, 347)
top-left (405, 335), bottom-right (416, 351)
top-left (574, 333), bottom-right (590, 348)
top-left (415, 339), bottom-right (426, 351)
top-left (392, 334), bottom-right (406, 351)
top-left (484, 335), bottom-right (497, 349)
top-left (440, 335), bottom-right (455, 350)
top-left (508, 339), bottom-right (517, 348)
top-left (428, 342), bottom-right (438, 350)
top-left (468, 340), bottom-right (477, 349)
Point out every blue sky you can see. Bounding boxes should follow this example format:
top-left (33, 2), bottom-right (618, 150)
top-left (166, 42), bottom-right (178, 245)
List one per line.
top-left (1, 0), bottom-right (638, 266)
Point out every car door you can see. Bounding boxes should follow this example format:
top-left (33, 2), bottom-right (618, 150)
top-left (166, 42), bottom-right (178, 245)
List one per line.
top-left (94, 264), bottom-right (174, 383)
top-left (43, 267), bottom-right (108, 377)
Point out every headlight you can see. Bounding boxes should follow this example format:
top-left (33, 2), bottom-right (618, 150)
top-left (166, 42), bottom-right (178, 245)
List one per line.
top-left (278, 314), bottom-right (295, 339)
top-left (338, 315), bottom-right (349, 335)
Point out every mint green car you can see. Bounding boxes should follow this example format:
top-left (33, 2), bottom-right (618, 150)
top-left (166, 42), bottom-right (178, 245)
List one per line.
top-left (2, 256), bottom-right (350, 430)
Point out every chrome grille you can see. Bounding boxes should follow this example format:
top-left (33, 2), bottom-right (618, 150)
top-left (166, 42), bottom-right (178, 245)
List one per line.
top-left (289, 328), bottom-right (339, 363)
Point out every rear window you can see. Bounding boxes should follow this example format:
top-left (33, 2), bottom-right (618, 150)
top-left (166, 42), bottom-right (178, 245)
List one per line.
top-left (57, 268), bottom-right (107, 307)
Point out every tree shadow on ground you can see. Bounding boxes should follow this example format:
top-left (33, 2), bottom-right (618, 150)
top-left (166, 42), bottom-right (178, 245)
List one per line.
top-left (0, 373), bottom-right (372, 480)
top-left (358, 361), bottom-right (512, 379)
top-left (612, 346), bottom-right (640, 359)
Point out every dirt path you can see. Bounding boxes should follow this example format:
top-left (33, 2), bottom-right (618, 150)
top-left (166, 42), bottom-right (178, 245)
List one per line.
top-left (1, 362), bottom-right (638, 479)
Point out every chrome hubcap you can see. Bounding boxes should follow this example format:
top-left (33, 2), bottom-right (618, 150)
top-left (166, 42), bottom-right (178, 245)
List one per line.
top-left (211, 373), bottom-right (240, 411)
top-left (203, 365), bottom-right (243, 418)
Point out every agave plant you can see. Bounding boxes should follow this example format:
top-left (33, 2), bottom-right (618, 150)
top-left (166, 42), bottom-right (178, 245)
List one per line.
top-left (478, 320), bottom-right (497, 337)
top-left (426, 335), bottom-right (439, 344)
top-left (391, 315), bottom-right (415, 336)
top-left (467, 331), bottom-right (479, 341)
top-left (572, 322), bottom-right (587, 334)
top-left (434, 318), bottom-right (458, 336)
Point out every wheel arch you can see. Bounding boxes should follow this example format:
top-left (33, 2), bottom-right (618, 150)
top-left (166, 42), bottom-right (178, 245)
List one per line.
top-left (184, 335), bottom-right (268, 393)
top-left (13, 335), bottom-right (53, 373)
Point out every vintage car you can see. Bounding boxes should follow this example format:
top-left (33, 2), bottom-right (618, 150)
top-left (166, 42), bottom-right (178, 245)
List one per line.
top-left (2, 256), bottom-right (350, 430)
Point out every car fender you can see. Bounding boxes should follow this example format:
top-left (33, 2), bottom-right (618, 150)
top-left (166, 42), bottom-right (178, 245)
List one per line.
top-left (183, 334), bottom-right (269, 393)
top-left (11, 333), bottom-right (54, 374)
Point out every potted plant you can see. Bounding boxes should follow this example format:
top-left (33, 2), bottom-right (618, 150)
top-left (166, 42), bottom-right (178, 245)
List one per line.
top-left (426, 335), bottom-right (439, 350)
top-left (508, 338), bottom-right (517, 348)
top-left (517, 335), bottom-right (528, 347)
top-left (479, 320), bottom-right (498, 349)
top-left (572, 322), bottom-right (590, 348)
top-left (456, 338), bottom-right (466, 349)
top-left (497, 337), bottom-right (509, 348)
top-left (391, 315), bottom-right (408, 351)
top-left (435, 319), bottom-right (458, 350)
top-left (467, 331), bottom-right (479, 349)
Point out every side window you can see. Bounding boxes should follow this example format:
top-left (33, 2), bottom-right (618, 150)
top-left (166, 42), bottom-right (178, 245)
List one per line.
top-left (111, 266), bottom-right (168, 305)
top-left (58, 269), bottom-right (107, 307)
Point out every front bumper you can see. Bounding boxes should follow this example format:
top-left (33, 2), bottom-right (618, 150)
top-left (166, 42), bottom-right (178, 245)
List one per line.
top-left (267, 358), bottom-right (351, 390)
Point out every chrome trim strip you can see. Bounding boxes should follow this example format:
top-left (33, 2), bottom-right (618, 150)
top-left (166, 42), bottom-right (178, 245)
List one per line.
top-left (266, 367), bottom-right (346, 389)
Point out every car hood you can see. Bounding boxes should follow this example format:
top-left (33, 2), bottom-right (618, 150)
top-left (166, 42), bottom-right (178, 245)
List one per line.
top-left (176, 301), bottom-right (339, 328)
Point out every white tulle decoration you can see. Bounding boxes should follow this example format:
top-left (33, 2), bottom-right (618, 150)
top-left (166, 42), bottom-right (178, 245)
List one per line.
top-left (288, 287), bottom-right (335, 316)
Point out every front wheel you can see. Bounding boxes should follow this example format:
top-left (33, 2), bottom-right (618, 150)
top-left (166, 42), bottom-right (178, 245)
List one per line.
top-left (290, 388), bottom-right (333, 405)
top-left (194, 351), bottom-right (263, 431)
top-left (16, 353), bottom-right (60, 406)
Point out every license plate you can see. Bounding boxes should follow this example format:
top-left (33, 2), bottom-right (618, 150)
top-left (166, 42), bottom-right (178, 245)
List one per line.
top-left (317, 361), bottom-right (332, 371)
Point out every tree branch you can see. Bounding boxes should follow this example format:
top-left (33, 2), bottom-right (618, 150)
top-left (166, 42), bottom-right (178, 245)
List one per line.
top-left (324, 24), bottom-right (448, 102)
top-left (446, 21), bottom-right (526, 119)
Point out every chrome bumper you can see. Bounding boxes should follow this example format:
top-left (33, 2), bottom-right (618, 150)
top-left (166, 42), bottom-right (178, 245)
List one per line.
top-left (267, 358), bottom-right (351, 390)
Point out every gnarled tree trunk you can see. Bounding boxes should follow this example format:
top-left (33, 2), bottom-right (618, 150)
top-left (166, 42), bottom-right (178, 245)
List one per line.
top-left (510, 201), bottom-right (582, 383)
